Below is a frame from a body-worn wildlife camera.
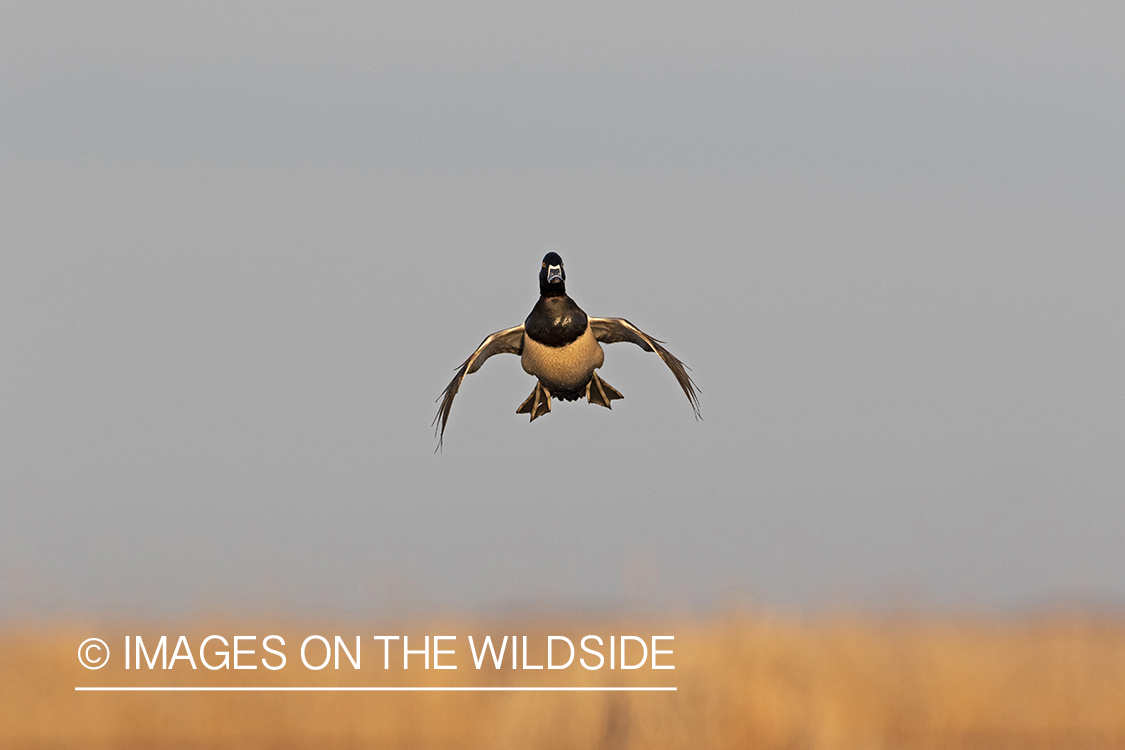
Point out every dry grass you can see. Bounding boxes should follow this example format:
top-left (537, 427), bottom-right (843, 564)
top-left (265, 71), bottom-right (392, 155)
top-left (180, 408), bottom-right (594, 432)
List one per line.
top-left (3, 612), bottom-right (1125, 749)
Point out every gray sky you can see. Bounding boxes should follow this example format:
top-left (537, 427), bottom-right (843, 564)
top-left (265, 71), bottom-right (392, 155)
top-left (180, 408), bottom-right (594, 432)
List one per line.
top-left (1, 2), bottom-right (1123, 616)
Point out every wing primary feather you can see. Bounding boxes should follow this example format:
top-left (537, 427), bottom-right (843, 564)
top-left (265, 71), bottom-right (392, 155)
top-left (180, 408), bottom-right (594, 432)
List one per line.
top-left (588, 317), bottom-right (701, 420)
top-left (433, 325), bottom-right (524, 451)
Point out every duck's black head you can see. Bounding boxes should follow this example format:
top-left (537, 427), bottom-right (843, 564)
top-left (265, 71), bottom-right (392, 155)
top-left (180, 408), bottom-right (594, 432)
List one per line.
top-left (539, 252), bottom-right (566, 296)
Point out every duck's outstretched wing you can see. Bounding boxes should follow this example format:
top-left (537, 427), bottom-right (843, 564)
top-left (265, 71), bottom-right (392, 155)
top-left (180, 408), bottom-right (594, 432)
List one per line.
top-left (433, 325), bottom-right (525, 449)
top-left (589, 317), bottom-right (701, 420)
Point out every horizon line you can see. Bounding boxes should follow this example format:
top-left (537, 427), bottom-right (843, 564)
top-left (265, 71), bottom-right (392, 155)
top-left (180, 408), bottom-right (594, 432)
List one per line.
top-left (76, 686), bottom-right (676, 692)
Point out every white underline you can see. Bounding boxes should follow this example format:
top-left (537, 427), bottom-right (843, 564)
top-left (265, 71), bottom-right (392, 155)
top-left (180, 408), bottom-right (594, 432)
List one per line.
top-left (75, 686), bottom-right (676, 692)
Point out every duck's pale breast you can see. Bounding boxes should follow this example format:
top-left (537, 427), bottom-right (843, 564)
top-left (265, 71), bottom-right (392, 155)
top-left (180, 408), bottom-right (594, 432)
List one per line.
top-left (521, 327), bottom-right (604, 391)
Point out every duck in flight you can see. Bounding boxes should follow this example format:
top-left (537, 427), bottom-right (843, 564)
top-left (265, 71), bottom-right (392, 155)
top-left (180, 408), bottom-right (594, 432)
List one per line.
top-left (434, 252), bottom-right (700, 448)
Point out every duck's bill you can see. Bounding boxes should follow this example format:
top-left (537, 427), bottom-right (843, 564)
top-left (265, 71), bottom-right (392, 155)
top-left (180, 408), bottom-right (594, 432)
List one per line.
top-left (547, 265), bottom-right (563, 283)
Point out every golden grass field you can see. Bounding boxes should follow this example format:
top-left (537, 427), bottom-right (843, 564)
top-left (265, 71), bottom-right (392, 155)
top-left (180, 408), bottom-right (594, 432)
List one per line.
top-left (3, 612), bottom-right (1125, 749)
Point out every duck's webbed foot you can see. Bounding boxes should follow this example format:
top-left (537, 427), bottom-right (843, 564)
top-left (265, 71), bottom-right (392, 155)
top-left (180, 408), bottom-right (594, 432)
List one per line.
top-left (586, 372), bottom-right (624, 409)
top-left (516, 381), bottom-right (553, 421)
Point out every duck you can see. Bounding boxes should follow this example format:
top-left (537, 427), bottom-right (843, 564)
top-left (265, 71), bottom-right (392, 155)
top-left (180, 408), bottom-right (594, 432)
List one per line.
top-left (434, 252), bottom-right (700, 448)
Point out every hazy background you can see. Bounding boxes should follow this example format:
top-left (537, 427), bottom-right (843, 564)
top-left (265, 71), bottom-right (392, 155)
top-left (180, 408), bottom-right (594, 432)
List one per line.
top-left (1, 1), bottom-right (1123, 616)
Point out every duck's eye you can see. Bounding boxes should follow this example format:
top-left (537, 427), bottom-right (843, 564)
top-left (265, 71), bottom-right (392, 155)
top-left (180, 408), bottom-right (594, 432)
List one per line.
top-left (542, 263), bottom-right (546, 267)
